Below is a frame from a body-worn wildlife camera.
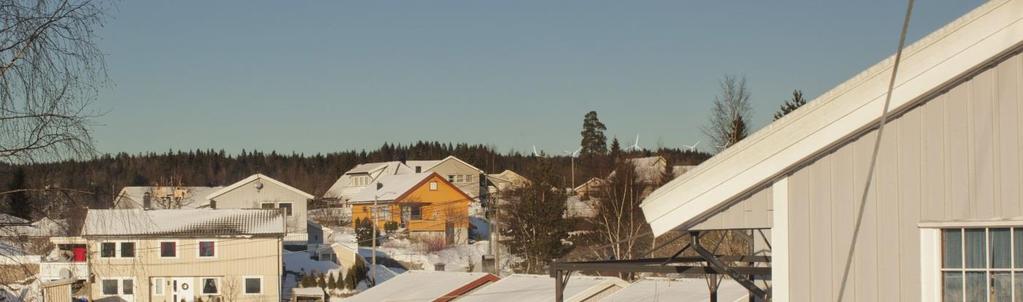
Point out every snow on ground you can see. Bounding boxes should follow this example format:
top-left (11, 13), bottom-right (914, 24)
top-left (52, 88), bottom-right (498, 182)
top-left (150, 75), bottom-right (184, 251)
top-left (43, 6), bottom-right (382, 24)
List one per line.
top-left (0, 278), bottom-right (40, 302)
top-left (282, 250), bottom-right (339, 301)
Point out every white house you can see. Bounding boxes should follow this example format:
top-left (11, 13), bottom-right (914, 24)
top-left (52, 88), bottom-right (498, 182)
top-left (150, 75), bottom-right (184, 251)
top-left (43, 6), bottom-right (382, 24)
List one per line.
top-left (640, 1), bottom-right (1023, 301)
top-left (206, 174), bottom-right (313, 247)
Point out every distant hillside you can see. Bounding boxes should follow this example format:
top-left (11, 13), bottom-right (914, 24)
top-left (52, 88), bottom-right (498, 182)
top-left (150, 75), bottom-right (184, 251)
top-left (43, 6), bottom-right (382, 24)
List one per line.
top-left (0, 141), bottom-right (710, 211)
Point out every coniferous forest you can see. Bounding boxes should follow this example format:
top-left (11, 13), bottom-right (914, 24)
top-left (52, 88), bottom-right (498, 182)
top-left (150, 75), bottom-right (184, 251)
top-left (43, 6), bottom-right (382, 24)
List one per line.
top-left (0, 141), bottom-right (710, 216)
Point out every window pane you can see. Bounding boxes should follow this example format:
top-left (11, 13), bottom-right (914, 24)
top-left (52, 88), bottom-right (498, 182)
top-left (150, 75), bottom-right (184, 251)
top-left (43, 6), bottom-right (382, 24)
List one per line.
top-left (991, 228), bottom-right (1011, 268)
top-left (943, 229), bottom-right (962, 268)
top-left (279, 203), bottom-right (292, 216)
top-left (245, 278), bottom-right (260, 294)
top-left (1016, 229), bottom-right (1023, 269)
top-left (102, 280), bottom-right (118, 295)
top-left (199, 241), bottom-right (215, 257)
top-left (153, 279), bottom-right (164, 295)
top-left (1014, 272), bottom-right (1023, 302)
top-left (120, 242), bottom-right (135, 258)
top-left (122, 279), bottom-right (134, 295)
top-left (944, 272), bottom-right (963, 302)
top-left (991, 272), bottom-right (1011, 302)
top-left (261, 203), bottom-right (274, 209)
top-left (965, 229), bottom-right (985, 269)
top-left (202, 278), bottom-right (217, 294)
top-left (160, 242), bottom-right (176, 258)
top-left (965, 272), bottom-right (986, 302)
top-left (101, 242), bottom-right (116, 258)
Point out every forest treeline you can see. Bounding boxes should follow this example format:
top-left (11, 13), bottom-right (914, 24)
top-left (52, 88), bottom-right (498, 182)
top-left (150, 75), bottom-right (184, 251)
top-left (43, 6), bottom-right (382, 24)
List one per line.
top-left (0, 141), bottom-right (710, 213)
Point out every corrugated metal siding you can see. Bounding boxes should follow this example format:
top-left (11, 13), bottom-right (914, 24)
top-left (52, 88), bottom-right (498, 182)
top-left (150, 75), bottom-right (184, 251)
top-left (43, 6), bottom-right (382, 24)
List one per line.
top-left (690, 185), bottom-right (773, 231)
top-left (786, 53), bottom-right (1023, 301)
top-left (43, 282), bottom-right (72, 302)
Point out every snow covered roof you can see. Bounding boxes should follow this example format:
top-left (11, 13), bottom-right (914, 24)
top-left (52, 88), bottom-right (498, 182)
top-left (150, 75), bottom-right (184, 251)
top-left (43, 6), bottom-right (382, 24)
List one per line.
top-left (323, 162), bottom-right (413, 199)
top-left (291, 287), bottom-right (325, 297)
top-left (82, 209), bottom-right (285, 237)
top-left (405, 159), bottom-right (442, 171)
top-left (114, 186), bottom-right (223, 209)
top-left (641, 0), bottom-right (1023, 236)
top-left (599, 278), bottom-right (748, 302)
top-left (207, 173), bottom-right (313, 200)
top-left (348, 173), bottom-right (436, 203)
top-left (344, 271), bottom-right (498, 302)
top-left (0, 218), bottom-right (70, 237)
top-left (0, 213), bottom-right (29, 225)
top-left (457, 274), bottom-right (627, 302)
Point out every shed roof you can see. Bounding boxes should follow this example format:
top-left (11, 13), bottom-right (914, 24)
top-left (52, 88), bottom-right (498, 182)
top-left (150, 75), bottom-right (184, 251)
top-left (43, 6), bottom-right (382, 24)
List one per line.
top-left (82, 209), bottom-right (285, 237)
top-left (457, 274), bottom-right (627, 302)
top-left (640, 0), bottom-right (1023, 235)
top-left (343, 270), bottom-right (498, 302)
top-left (599, 278), bottom-right (748, 302)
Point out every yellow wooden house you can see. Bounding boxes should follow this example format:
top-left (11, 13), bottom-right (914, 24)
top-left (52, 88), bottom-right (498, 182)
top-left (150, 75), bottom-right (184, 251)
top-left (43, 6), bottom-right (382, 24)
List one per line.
top-left (349, 172), bottom-right (471, 244)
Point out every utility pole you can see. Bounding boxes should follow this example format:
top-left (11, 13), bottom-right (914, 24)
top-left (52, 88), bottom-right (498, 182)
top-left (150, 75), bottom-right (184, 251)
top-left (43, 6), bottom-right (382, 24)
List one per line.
top-left (370, 182), bottom-right (382, 287)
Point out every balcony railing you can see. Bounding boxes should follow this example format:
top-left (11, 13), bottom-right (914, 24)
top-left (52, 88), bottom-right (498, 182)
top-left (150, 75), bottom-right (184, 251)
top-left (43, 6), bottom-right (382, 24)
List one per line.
top-left (38, 261), bottom-right (88, 281)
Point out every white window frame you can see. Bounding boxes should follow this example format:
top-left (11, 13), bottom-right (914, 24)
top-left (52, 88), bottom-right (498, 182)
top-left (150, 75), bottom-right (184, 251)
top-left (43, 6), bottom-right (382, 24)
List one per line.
top-left (242, 276), bottom-right (263, 295)
top-left (99, 241), bottom-right (137, 259)
top-left (197, 240), bottom-right (218, 259)
top-left (199, 277), bottom-right (220, 295)
top-left (158, 240), bottom-right (178, 259)
top-left (100, 277), bottom-right (135, 297)
top-left (152, 277), bottom-right (165, 295)
top-left (278, 202), bottom-right (293, 216)
top-left (923, 225), bottom-right (1023, 302)
top-left (429, 182), bottom-right (438, 191)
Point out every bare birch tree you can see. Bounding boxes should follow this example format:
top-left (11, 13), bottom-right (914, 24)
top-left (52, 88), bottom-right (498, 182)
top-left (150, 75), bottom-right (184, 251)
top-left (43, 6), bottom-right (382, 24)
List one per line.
top-left (583, 160), bottom-right (651, 279)
top-left (0, 0), bottom-right (109, 164)
top-left (703, 75), bottom-right (752, 151)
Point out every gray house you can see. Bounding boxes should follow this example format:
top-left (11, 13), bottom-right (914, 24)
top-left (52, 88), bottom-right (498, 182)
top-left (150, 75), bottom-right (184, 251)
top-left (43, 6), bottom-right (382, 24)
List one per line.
top-left (206, 174), bottom-right (312, 247)
top-left (641, 1), bottom-right (1023, 301)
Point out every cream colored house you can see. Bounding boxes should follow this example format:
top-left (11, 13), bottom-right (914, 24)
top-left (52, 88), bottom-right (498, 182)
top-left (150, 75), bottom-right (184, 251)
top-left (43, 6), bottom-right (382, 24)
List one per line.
top-left (81, 209), bottom-right (285, 302)
top-left (640, 1), bottom-right (1023, 300)
top-left (206, 174), bottom-right (313, 247)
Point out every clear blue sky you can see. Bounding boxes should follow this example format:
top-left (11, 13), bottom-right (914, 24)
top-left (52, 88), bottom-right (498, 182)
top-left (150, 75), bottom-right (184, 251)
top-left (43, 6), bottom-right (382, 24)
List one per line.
top-left (92, 1), bottom-right (984, 155)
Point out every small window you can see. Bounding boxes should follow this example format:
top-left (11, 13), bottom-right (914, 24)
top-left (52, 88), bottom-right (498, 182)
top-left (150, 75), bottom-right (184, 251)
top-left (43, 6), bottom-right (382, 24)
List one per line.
top-left (198, 241), bottom-right (216, 258)
top-left (279, 203), bottom-right (293, 216)
top-left (120, 242), bottom-right (135, 258)
top-left (415, 166), bottom-right (422, 173)
top-left (122, 279), bottom-right (134, 295)
top-left (159, 242), bottom-right (176, 258)
top-left (201, 278), bottom-right (219, 295)
top-left (102, 280), bottom-right (118, 295)
top-left (261, 203), bottom-right (275, 210)
top-left (152, 278), bottom-right (165, 295)
top-left (429, 182), bottom-right (438, 191)
top-left (411, 206), bottom-right (422, 220)
top-left (448, 175), bottom-right (455, 182)
top-left (101, 242), bottom-right (116, 258)
top-left (209, 200), bottom-right (217, 209)
top-left (244, 277), bottom-right (262, 294)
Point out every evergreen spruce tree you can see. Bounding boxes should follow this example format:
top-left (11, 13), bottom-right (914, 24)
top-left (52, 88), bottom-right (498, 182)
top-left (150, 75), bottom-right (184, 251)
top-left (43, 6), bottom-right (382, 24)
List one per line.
top-left (609, 137), bottom-right (622, 160)
top-left (327, 272), bottom-right (338, 290)
top-left (317, 273), bottom-right (327, 289)
top-left (4, 167), bottom-right (30, 219)
top-left (580, 111), bottom-right (608, 156)
top-left (773, 90), bottom-right (807, 120)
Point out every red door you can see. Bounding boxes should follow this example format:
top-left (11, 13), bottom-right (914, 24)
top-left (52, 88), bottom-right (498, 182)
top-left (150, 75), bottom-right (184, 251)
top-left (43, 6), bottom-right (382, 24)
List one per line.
top-left (72, 246), bottom-right (86, 262)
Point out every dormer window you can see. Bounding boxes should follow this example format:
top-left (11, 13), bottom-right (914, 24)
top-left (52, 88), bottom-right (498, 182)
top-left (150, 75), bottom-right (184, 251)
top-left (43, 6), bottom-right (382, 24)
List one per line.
top-left (415, 166), bottom-right (422, 173)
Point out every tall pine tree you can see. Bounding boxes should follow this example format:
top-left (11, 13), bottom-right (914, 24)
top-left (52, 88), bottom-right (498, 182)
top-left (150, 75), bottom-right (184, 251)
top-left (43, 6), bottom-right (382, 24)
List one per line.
top-left (773, 90), bottom-right (807, 120)
top-left (580, 111), bottom-right (608, 156)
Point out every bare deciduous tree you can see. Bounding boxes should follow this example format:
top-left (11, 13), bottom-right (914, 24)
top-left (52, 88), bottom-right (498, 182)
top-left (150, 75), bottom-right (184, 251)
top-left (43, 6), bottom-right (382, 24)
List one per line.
top-left (583, 160), bottom-right (651, 279)
top-left (0, 0), bottom-right (109, 164)
top-left (703, 75), bottom-right (752, 151)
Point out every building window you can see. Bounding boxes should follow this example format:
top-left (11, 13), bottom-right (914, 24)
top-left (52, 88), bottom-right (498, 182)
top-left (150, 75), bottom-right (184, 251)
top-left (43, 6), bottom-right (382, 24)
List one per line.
top-left (159, 242), bottom-right (176, 258)
top-left (448, 175), bottom-right (455, 182)
top-left (261, 203), bottom-right (275, 209)
top-left (200, 278), bottom-right (219, 295)
top-left (941, 227), bottom-right (1023, 301)
top-left (100, 242), bottom-right (116, 258)
top-left (410, 206), bottom-right (422, 220)
top-left (279, 203), bottom-right (293, 216)
top-left (209, 200), bottom-right (217, 209)
top-left (119, 242), bottom-right (135, 258)
top-left (429, 182), bottom-right (438, 191)
top-left (198, 241), bottom-right (216, 258)
top-left (102, 280), bottom-right (118, 295)
top-left (152, 278), bottom-right (165, 295)
top-left (122, 279), bottom-right (134, 295)
top-left (244, 277), bottom-right (262, 294)
top-left (415, 166), bottom-right (422, 173)
top-left (101, 278), bottom-right (133, 296)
